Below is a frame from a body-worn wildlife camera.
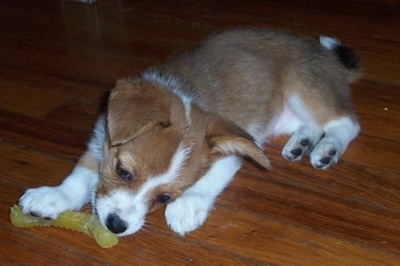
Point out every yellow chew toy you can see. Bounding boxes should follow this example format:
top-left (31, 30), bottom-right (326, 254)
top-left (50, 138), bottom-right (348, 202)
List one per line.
top-left (9, 205), bottom-right (118, 248)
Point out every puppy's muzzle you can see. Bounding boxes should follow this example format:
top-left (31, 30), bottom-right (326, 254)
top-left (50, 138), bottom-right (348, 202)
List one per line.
top-left (106, 213), bottom-right (127, 234)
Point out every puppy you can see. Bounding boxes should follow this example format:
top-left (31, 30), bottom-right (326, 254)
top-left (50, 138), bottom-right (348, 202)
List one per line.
top-left (19, 28), bottom-right (361, 237)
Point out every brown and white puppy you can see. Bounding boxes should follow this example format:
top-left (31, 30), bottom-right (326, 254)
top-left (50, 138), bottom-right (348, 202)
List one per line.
top-left (19, 28), bottom-right (361, 237)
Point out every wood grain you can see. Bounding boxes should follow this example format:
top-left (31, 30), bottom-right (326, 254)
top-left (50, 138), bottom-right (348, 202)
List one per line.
top-left (0, 0), bottom-right (399, 265)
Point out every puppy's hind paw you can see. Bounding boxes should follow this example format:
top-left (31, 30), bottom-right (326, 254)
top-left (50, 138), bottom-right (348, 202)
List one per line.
top-left (282, 138), bottom-right (312, 161)
top-left (310, 141), bottom-right (340, 169)
top-left (165, 194), bottom-right (211, 236)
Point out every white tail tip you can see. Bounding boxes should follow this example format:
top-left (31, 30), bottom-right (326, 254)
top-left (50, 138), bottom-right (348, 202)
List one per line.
top-left (319, 35), bottom-right (341, 50)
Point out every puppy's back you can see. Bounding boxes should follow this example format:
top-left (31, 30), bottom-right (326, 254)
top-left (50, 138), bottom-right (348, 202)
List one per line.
top-left (157, 28), bottom-right (361, 126)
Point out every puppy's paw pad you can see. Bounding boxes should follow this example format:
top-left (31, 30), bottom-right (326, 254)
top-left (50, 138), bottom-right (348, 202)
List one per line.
top-left (165, 195), bottom-right (210, 236)
top-left (19, 186), bottom-right (70, 219)
top-left (310, 143), bottom-right (339, 169)
top-left (290, 148), bottom-right (302, 157)
top-left (282, 138), bottom-right (312, 161)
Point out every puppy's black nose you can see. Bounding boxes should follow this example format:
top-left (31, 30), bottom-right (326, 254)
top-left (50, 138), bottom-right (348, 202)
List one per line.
top-left (106, 213), bottom-right (127, 234)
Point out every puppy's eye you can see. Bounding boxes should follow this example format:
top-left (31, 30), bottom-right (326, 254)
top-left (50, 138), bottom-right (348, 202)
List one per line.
top-left (156, 194), bottom-right (173, 204)
top-left (116, 162), bottom-right (132, 182)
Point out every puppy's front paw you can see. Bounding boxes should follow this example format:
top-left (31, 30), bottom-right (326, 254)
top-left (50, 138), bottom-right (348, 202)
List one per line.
top-left (19, 186), bottom-right (72, 219)
top-left (165, 194), bottom-right (212, 236)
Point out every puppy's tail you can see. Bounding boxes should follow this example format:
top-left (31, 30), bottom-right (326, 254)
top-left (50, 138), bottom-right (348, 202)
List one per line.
top-left (319, 36), bottom-right (362, 83)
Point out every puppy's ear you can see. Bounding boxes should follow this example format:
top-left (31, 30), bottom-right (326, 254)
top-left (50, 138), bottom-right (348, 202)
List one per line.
top-left (206, 117), bottom-right (271, 169)
top-left (107, 79), bottom-right (171, 146)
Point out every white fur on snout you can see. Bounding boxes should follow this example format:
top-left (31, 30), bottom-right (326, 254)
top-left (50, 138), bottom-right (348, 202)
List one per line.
top-left (95, 190), bottom-right (146, 236)
top-left (95, 143), bottom-right (192, 236)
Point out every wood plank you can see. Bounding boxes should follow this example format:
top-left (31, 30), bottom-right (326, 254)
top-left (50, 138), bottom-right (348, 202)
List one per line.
top-left (2, 1), bottom-right (400, 87)
top-left (0, 0), bottom-right (399, 264)
top-left (221, 165), bottom-right (400, 254)
top-left (0, 143), bottom-right (254, 265)
top-left (2, 142), bottom-right (398, 264)
top-left (353, 81), bottom-right (400, 141)
top-left (0, 109), bottom-right (87, 159)
top-left (187, 206), bottom-right (400, 265)
top-left (0, 80), bottom-right (71, 118)
top-left (0, 65), bottom-right (110, 103)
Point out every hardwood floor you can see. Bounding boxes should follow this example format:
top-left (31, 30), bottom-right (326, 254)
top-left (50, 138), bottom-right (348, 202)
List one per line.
top-left (1, 0), bottom-right (399, 265)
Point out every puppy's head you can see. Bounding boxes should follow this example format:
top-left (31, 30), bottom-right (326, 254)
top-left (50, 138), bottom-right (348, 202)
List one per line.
top-left (94, 78), bottom-right (270, 236)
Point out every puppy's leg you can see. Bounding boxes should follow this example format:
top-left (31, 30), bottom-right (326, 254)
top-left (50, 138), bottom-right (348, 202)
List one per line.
top-left (280, 95), bottom-right (324, 162)
top-left (165, 155), bottom-right (241, 236)
top-left (19, 158), bottom-right (98, 219)
top-left (310, 117), bottom-right (360, 169)
top-left (19, 117), bottom-right (105, 219)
